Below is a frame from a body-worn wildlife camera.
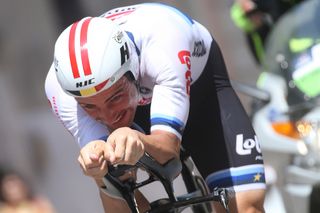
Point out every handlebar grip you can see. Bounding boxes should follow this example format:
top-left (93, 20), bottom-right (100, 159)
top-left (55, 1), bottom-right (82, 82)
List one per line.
top-left (138, 153), bottom-right (182, 182)
top-left (106, 152), bottom-right (182, 182)
top-left (107, 164), bottom-right (136, 177)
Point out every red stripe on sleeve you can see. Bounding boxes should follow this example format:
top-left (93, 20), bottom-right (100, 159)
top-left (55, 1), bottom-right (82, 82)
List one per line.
top-left (80, 18), bottom-right (92, 76)
top-left (68, 21), bottom-right (80, 79)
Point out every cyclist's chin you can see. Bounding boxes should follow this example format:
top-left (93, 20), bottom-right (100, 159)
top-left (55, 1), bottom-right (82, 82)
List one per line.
top-left (107, 109), bottom-right (135, 131)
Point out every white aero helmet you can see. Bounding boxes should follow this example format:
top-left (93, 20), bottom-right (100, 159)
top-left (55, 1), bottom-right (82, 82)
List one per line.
top-left (53, 17), bottom-right (139, 97)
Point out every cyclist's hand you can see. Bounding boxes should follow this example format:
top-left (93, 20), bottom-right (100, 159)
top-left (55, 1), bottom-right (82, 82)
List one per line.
top-left (104, 127), bottom-right (145, 165)
top-left (78, 140), bottom-right (108, 179)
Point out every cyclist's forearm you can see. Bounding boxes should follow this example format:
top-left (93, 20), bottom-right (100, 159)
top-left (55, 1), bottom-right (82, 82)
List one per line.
top-left (136, 130), bottom-right (181, 165)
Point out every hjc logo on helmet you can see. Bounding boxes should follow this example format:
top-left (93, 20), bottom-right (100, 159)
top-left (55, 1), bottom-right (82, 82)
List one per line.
top-left (76, 78), bottom-right (95, 88)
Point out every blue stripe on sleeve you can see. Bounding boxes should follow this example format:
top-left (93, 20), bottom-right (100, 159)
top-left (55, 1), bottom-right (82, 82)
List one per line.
top-left (151, 115), bottom-right (184, 135)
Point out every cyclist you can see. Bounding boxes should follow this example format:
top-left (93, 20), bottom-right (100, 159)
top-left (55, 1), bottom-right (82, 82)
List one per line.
top-left (230, 0), bottom-right (304, 65)
top-left (45, 3), bottom-right (266, 213)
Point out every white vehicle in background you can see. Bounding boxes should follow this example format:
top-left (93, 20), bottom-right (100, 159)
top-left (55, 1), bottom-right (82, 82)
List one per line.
top-left (250, 71), bottom-right (320, 213)
top-left (233, 0), bottom-right (320, 212)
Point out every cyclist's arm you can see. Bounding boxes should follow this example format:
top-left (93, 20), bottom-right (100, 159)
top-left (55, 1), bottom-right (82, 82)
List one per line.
top-left (138, 130), bottom-right (181, 164)
top-left (137, 20), bottom-right (195, 164)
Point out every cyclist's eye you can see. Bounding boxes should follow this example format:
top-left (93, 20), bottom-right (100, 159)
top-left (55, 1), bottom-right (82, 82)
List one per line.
top-left (110, 94), bottom-right (122, 102)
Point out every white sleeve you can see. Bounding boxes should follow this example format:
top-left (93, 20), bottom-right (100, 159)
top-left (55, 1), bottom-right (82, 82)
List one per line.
top-left (44, 64), bottom-right (109, 148)
top-left (141, 17), bottom-right (193, 140)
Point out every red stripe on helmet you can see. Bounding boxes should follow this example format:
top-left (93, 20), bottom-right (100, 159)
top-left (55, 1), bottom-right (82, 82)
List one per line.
top-left (68, 21), bottom-right (80, 79)
top-left (94, 78), bottom-right (109, 92)
top-left (80, 18), bottom-right (92, 76)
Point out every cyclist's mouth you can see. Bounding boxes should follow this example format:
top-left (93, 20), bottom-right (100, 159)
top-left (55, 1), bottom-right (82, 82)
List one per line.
top-left (112, 110), bottom-right (127, 125)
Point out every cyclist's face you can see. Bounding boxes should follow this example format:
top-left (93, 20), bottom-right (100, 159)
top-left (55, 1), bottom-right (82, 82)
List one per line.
top-left (76, 76), bottom-right (139, 131)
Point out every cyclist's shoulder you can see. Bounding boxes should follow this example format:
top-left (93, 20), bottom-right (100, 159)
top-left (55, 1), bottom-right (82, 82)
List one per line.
top-left (101, 3), bottom-right (196, 30)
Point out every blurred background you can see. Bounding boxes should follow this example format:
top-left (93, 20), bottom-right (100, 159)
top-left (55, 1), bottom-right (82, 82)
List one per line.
top-left (0, 0), bottom-right (259, 212)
